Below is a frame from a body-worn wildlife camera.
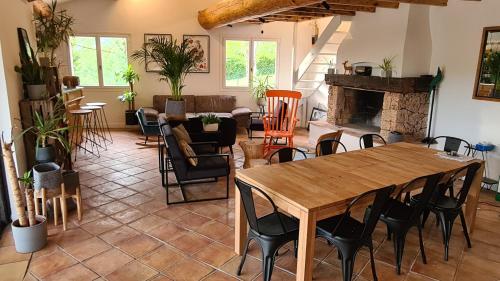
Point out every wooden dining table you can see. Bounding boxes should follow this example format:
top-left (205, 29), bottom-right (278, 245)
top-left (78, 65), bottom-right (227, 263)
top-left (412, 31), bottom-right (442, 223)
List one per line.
top-left (234, 142), bottom-right (484, 281)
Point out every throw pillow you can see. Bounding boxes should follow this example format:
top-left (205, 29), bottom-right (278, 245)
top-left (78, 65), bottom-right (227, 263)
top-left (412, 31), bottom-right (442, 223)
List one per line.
top-left (179, 139), bottom-right (198, 166)
top-left (172, 124), bottom-right (192, 144)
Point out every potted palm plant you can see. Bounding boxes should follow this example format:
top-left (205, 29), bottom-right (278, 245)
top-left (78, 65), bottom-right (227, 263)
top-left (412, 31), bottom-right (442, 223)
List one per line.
top-left (1, 139), bottom-right (47, 253)
top-left (201, 113), bottom-right (221, 132)
top-left (379, 56), bottom-right (395, 78)
top-left (118, 64), bottom-right (140, 125)
top-left (14, 56), bottom-right (46, 100)
top-left (131, 37), bottom-right (202, 120)
top-left (251, 76), bottom-right (272, 107)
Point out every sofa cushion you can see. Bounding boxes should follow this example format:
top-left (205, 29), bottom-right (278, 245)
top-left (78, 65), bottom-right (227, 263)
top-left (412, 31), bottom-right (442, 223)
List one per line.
top-left (231, 107), bottom-right (251, 116)
top-left (153, 95), bottom-right (195, 113)
top-left (172, 124), bottom-right (193, 144)
top-left (179, 139), bottom-right (198, 166)
top-left (187, 156), bottom-right (228, 179)
top-left (195, 95), bottom-right (235, 113)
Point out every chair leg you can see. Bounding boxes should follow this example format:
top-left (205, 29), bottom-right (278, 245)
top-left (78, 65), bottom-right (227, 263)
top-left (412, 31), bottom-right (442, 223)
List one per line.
top-left (340, 254), bottom-right (356, 281)
top-left (421, 209), bottom-right (430, 228)
top-left (459, 209), bottom-right (472, 248)
top-left (293, 240), bottom-right (298, 258)
top-left (437, 211), bottom-right (455, 261)
top-left (386, 224), bottom-right (392, 241)
top-left (392, 233), bottom-right (406, 275)
top-left (145, 136), bottom-right (148, 144)
top-left (237, 238), bottom-right (251, 275)
top-left (417, 221), bottom-right (427, 264)
top-left (368, 242), bottom-right (378, 281)
top-left (263, 255), bottom-right (276, 281)
top-left (229, 145), bottom-right (233, 155)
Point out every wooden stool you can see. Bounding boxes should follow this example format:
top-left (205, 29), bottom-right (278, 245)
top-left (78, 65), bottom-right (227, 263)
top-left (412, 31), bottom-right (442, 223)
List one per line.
top-left (69, 109), bottom-right (99, 161)
top-left (240, 140), bottom-right (267, 169)
top-left (86, 102), bottom-right (113, 144)
top-left (34, 183), bottom-right (82, 231)
top-left (80, 105), bottom-right (107, 150)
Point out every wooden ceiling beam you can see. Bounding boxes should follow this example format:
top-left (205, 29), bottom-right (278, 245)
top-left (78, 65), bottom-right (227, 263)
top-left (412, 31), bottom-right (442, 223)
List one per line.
top-left (381, 0), bottom-right (447, 6)
top-left (198, 0), bottom-right (325, 29)
top-left (324, 0), bottom-right (399, 9)
top-left (299, 4), bottom-right (375, 12)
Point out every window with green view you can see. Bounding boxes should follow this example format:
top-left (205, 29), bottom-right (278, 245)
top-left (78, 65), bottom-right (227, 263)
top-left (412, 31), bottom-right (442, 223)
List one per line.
top-left (69, 35), bottom-right (129, 87)
top-left (225, 40), bottom-right (250, 87)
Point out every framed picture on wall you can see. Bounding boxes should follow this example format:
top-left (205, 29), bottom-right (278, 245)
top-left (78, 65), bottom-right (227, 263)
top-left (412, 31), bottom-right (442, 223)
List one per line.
top-left (144, 33), bottom-right (172, 72)
top-left (183, 35), bottom-right (210, 73)
top-left (473, 26), bottom-right (500, 101)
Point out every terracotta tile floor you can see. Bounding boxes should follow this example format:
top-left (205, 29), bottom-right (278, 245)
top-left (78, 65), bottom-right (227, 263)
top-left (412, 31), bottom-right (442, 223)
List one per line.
top-left (0, 130), bottom-right (499, 281)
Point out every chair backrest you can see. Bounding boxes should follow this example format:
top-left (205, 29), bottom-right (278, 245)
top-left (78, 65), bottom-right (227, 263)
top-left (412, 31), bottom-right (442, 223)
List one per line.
top-left (360, 134), bottom-right (386, 149)
top-left (316, 139), bottom-right (347, 156)
top-left (264, 90), bottom-right (301, 134)
top-left (389, 173), bottom-right (444, 224)
top-left (446, 162), bottom-right (481, 208)
top-left (235, 178), bottom-right (289, 235)
top-left (332, 185), bottom-right (394, 241)
top-left (429, 136), bottom-right (471, 156)
top-left (159, 117), bottom-right (189, 179)
top-left (268, 147), bottom-right (307, 164)
top-left (136, 108), bottom-right (147, 133)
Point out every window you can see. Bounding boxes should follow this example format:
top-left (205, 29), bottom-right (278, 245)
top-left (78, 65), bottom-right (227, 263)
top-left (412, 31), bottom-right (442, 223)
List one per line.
top-left (69, 35), bottom-right (129, 87)
top-left (224, 39), bottom-right (278, 88)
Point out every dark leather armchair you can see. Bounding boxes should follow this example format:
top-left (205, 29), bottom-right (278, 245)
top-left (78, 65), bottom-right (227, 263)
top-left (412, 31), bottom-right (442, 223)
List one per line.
top-left (159, 116), bottom-right (230, 205)
top-left (136, 108), bottom-right (160, 144)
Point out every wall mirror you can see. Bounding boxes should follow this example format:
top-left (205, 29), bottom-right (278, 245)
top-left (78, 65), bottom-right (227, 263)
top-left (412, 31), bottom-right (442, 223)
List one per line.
top-left (474, 26), bottom-right (500, 101)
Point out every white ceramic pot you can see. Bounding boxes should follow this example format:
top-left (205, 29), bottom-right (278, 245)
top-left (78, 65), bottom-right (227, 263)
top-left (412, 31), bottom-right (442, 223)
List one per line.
top-left (27, 84), bottom-right (47, 100)
top-left (256, 98), bottom-right (266, 107)
top-left (203, 123), bottom-right (219, 132)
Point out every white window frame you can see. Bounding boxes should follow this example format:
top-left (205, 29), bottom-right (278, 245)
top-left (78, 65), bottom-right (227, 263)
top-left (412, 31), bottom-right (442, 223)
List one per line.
top-left (222, 37), bottom-right (280, 91)
top-left (68, 33), bottom-right (130, 89)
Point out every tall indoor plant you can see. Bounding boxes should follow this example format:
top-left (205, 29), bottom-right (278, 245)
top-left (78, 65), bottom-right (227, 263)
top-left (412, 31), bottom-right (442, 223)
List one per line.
top-left (131, 37), bottom-right (202, 119)
top-left (34, 0), bottom-right (74, 67)
top-left (118, 64), bottom-right (140, 125)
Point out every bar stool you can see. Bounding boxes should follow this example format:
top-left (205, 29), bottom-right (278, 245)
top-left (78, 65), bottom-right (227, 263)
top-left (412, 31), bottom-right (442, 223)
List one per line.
top-left (80, 105), bottom-right (107, 151)
top-left (86, 102), bottom-right (113, 144)
top-left (69, 109), bottom-right (100, 161)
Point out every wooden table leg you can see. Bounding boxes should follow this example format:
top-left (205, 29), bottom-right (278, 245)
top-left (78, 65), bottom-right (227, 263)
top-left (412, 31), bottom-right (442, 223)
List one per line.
top-left (235, 187), bottom-right (247, 255)
top-left (296, 210), bottom-right (316, 281)
top-left (465, 162), bottom-right (485, 233)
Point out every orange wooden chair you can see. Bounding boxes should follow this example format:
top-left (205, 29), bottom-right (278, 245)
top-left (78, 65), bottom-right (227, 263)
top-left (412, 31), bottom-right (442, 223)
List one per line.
top-left (263, 90), bottom-right (302, 155)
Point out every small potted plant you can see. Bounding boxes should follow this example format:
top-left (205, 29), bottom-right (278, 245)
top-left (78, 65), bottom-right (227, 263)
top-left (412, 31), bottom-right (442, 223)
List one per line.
top-left (131, 37), bottom-right (202, 120)
top-left (251, 76), bottom-right (272, 107)
top-left (379, 56), bottom-right (395, 78)
top-left (14, 56), bottom-right (46, 100)
top-left (201, 113), bottom-right (221, 132)
top-left (1, 138), bottom-right (47, 253)
top-left (118, 91), bottom-right (138, 126)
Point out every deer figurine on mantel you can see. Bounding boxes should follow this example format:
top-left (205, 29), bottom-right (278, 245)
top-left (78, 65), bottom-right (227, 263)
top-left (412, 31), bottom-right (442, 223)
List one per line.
top-left (343, 60), bottom-right (353, 75)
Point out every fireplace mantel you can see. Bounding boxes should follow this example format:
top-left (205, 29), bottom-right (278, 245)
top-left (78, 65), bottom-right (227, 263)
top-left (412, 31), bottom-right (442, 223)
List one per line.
top-left (325, 74), bottom-right (433, 94)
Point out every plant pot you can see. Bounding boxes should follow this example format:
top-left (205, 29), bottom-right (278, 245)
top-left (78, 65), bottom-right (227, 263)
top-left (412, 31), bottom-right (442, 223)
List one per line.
top-left (381, 70), bottom-right (393, 78)
top-left (33, 162), bottom-right (62, 190)
top-left (388, 131), bottom-right (404, 144)
top-left (203, 123), bottom-right (219, 132)
top-left (165, 99), bottom-right (186, 120)
top-left (125, 110), bottom-right (138, 125)
top-left (35, 145), bottom-right (55, 163)
top-left (27, 84), bottom-right (47, 100)
top-left (327, 68), bottom-right (336, 74)
top-left (11, 216), bottom-right (47, 253)
top-left (62, 170), bottom-right (79, 195)
top-left (256, 97), bottom-right (266, 107)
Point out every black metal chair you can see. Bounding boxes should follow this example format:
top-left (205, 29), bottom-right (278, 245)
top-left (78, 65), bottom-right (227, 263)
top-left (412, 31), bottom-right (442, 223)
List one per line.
top-left (217, 117), bottom-right (237, 154)
top-left (428, 136), bottom-right (471, 156)
top-left (248, 101), bottom-right (287, 139)
top-left (315, 138), bottom-right (347, 157)
top-left (159, 116), bottom-right (230, 205)
top-left (359, 134), bottom-right (386, 149)
top-left (379, 172), bottom-right (444, 274)
top-left (235, 178), bottom-right (299, 281)
top-left (268, 147), bottom-right (307, 164)
top-left (136, 108), bottom-right (161, 144)
top-left (410, 162), bottom-right (481, 261)
top-left (316, 185), bottom-right (394, 281)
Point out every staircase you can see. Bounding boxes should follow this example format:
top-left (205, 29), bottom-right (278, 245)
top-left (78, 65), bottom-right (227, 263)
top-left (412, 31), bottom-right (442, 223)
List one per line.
top-left (294, 16), bottom-right (352, 127)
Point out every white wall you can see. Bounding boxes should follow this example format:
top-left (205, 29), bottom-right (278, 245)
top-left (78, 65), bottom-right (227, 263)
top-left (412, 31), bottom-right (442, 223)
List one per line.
top-left (429, 0), bottom-right (500, 179)
top-left (58, 0), bottom-right (295, 128)
top-left (401, 5), bottom-right (432, 77)
top-left (0, 0), bottom-right (36, 220)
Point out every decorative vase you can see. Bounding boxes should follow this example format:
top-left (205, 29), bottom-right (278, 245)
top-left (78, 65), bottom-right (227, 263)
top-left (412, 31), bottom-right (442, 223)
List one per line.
top-left (27, 84), bottom-right (47, 100)
top-left (165, 99), bottom-right (186, 120)
top-left (381, 70), bottom-right (393, 78)
top-left (33, 162), bottom-right (62, 190)
top-left (125, 110), bottom-right (138, 125)
top-left (203, 123), bottom-right (219, 132)
top-left (35, 145), bottom-right (55, 163)
top-left (256, 98), bottom-right (266, 107)
top-left (11, 216), bottom-right (47, 253)
top-left (327, 68), bottom-right (335, 74)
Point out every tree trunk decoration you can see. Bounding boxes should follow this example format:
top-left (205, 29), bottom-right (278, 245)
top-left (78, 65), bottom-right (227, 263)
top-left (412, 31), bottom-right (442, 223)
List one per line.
top-left (1, 137), bottom-right (28, 227)
top-left (25, 189), bottom-right (36, 226)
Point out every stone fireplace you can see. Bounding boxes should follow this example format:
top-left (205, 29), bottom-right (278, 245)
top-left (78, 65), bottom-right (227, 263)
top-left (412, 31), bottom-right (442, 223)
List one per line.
top-left (325, 74), bottom-right (432, 140)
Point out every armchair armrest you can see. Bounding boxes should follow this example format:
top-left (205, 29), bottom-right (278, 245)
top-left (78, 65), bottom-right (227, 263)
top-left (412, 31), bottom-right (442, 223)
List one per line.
top-left (189, 141), bottom-right (218, 146)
